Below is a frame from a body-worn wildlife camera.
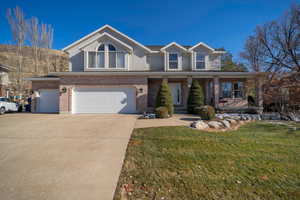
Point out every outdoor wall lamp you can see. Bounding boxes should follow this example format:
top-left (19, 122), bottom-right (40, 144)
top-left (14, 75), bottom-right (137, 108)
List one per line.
top-left (61, 87), bottom-right (67, 93)
top-left (139, 88), bottom-right (143, 93)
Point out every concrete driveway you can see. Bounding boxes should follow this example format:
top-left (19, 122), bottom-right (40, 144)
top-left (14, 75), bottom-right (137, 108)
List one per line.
top-left (0, 113), bottom-right (137, 200)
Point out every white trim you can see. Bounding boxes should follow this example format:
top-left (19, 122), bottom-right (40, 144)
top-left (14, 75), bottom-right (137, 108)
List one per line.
top-left (62, 25), bottom-right (152, 52)
top-left (160, 42), bottom-right (188, 52)
top-left (167, 52), bottom-right (182, 71)
top-left (194, 52), bottom-right (206, 70)
top-left (189, 42), bottom-right (215, 52)
top-left (85, 43), bottom-right (128, 70)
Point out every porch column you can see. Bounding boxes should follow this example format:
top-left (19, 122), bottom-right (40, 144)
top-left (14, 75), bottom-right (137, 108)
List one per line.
top-left (205, 80), bottom-right (210, 104)
top-left (213, 77), bottom-right (220, 108)
top-left (256, 76), bottom-right (263, 113)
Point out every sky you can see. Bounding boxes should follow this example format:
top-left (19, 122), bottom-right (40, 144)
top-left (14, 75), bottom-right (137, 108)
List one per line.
top-left (0, 0), bottom-right (297, 61)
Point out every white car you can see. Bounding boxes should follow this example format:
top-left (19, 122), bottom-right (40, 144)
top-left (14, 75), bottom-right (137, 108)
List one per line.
top-left (0, 97), bottom-right (18, 115)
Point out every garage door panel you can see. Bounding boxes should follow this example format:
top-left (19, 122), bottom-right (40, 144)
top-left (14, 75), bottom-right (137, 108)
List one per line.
top-left (73, 88), bottom-right (136, 114)
top-left (37, 90), bottom-right (59, 113)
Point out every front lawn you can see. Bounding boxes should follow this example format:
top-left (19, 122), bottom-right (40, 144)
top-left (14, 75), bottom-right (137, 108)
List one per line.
top-left (114, 122), bottom-right (300, 200)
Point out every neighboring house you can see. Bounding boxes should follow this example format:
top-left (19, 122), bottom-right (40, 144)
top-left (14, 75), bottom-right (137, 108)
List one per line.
top-left (0, 64), bottom-right (12, 97)
top-left (27, 25), bottom-right (264, 114)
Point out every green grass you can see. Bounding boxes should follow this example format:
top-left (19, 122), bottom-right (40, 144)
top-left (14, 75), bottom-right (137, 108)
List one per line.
top-left (114, 122), bottom-right (300, 200)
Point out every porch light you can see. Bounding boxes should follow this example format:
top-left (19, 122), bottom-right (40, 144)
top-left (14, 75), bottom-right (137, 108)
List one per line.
top-left (61, 87), bottom-right (67, 93)
top-left (139, 88), bottom-right (143, 93)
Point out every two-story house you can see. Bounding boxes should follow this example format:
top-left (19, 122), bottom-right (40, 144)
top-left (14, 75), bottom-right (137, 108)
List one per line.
top-left (27, 25), bottom-right (264, 114)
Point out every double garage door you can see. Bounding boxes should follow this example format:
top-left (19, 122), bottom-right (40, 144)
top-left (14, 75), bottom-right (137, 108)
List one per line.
top-left (72, 87), bottom-right (136, 114)
top-left (37, 87), bottom-right (136, 114)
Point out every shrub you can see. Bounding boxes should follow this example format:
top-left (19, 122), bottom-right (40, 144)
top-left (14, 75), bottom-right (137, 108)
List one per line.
top-left (155, 80), bottom-right (174, 116)
top-left (155, 106), bottom-right (169, 118)
top-left (196, 105), bottom-right (216, 120)
top-left (248, 95), bottom-right (256, 106)
top-left (187, 80), bottom-right (204, 114)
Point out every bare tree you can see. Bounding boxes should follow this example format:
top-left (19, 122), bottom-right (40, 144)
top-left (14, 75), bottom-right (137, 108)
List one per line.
top-left (6, 6), bottom-right (27, 95)
top-left (240, 36), bottom-right (264, 72)
top-left (27, 17), bottom-right (40, 74)
top-left (242, 3), bottom-right (300, 73)
top-left (241, 3), bottom-right (300, 114)
top-left (40, 23), bottom-right (54, 72)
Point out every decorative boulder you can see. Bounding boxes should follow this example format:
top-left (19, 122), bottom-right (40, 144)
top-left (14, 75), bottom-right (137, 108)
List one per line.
top-left (208, 121), bottom-right (223, 129)
top-left (220, 120), bottom-right (231, 129)
top-left (226, 118), bottom-right (237, 124)
top-left (191, 120), bottom-right (209, 130)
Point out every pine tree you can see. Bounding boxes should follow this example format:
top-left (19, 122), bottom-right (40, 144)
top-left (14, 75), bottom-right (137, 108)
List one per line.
top-left (155, 80), bottom-right (174, 116)
top-left (187, 80), bottom-right (204, 114)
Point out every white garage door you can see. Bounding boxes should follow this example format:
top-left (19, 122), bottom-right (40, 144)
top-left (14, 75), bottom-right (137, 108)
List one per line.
top-left (37, 89), bottom-right (59, 113)
top-left (72, 87), bottom-right (136, 114)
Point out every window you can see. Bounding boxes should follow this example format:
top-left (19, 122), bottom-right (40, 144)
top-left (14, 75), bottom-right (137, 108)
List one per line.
top-left (233, 82), bottom-right (243, 98)
top-left (108, 44), bottom-right (116, 68)
top-left (221, 81), bottom-right (244, 98)
top-left (88, 52), bottom-right (96, 68)
top-left (221, 82), bottom-right (232, 98)
top-left (196, 53), bottom-right (205, 69)
top-left (87, 43), bottom-right (126, 69)
top-left (169, 53), bottom-right (178, 69)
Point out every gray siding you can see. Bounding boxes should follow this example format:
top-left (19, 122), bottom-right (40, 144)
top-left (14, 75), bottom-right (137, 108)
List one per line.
top-left (65, 26), bottom-right (222, 72)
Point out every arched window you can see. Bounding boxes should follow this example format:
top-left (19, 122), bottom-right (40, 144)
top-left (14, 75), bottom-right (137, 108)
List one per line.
top-left (108, 44), bottom-right (116, 68)
top-left (97, 44), bottom-right (105, 68)
top-left (88, 43), bottom-right (125, 69)
top-left (98, 44), bottom-right (105, 51)
top-left (108, 44), bottom-right (116, 51)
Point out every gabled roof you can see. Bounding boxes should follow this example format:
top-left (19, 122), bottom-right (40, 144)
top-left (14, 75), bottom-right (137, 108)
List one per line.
top-left (160, 42), bottom-right (188, 52)
top-left (147, 45), bottom-right (192, 51)
top-left (188, 42), bottom-right (215, 52)
top-left (62, 24), bottom-right (153, 53)
top-left (79, 32), bottom-right (133, 51)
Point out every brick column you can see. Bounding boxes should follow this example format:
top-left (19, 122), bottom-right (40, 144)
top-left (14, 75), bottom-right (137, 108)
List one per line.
top-left (205, 80), bottom-right (210, 104)
top-left (213, 77), bottom-right (220, 108)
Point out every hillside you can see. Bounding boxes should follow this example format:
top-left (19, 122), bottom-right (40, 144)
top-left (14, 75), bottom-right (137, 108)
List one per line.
top-left (0, 44), bottom-right (68, 92)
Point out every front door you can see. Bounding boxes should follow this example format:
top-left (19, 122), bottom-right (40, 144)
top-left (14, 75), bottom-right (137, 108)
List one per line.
top-left (169, 83), bottom-right (181, 105)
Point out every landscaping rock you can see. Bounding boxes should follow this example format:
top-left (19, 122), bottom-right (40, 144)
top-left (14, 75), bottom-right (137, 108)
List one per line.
top-left (220, 120), bottom-right (231, 129)
top-left (226, 118), bottom-right (237, 124)
top-left (191, 120), bottom-right (209, 130)
top-left (208, 121), bottom-right (223, 129)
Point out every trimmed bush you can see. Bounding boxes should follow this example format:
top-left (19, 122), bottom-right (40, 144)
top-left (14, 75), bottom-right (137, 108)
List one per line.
top-left (155, 106), bottom-right (169, 118)
top-left (187, 80), bottom-right (204, 114)
top-left (196, 105), bottom-right (216, 120)
top-left (155, 80), bottom-right (174, 116)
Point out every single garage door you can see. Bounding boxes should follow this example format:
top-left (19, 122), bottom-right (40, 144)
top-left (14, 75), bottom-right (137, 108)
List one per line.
top-left (37, 89), bottom-right (59, 113)
top-left (72, 87), bottom-right (136, 114)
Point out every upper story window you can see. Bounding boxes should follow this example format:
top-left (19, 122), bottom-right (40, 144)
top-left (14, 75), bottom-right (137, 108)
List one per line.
top-left (168, 53), bottom-right (178, 69)
top-left (196, 53), bottom-right (205, 69)
top-left (87, 43), bottom-right (126, 69)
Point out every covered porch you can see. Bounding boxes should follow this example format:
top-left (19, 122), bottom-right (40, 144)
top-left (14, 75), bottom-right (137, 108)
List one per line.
top-left (147, 73), bottom-right (264, 113)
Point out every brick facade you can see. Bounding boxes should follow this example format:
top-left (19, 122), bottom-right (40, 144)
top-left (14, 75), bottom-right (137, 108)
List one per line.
top-left (31, 76), bottom-right (253, 114)
top-left (31, 76), bottom-right (148, 114)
